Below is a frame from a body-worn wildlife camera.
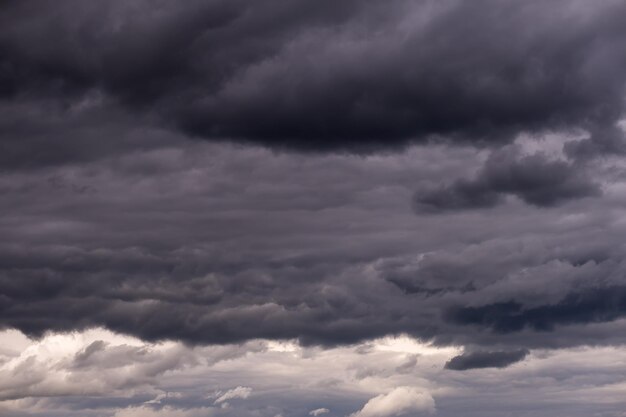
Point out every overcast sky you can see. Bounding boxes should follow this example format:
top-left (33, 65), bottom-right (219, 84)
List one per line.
top-left (2, 1), bottom-right (626, 416)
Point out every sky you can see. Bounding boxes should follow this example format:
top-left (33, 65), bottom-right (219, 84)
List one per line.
top-left (2, 1), bottom-right (626, 416)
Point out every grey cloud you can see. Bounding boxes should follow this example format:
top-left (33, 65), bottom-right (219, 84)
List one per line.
top-left (2, 0), bottom-right (626, 365)
top-left (1, 0), bottom-right (626, 157)
top-left (73, 340), bottom-right (107, 366)
top-left (413, 147), bottom-right (601, 212)
top-left (565, 125), bottom-right (626, 160)
top-left (446, 286), bottom-right (626, 334)
top-left (0, 141), bottom-right (625, 350)
top-left (444, 349), bottom-right (529, 370)
top-left (3, 2), bottom-right (626, 415)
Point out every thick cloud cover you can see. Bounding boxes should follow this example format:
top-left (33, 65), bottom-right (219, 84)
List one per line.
top-left (6, 1), bottom-right (626, 416)
top-left (2, 0), bottom-right (626, 157)
top-left (3, 5), bottom-right (626, 416)
top-left (1, 139), bottom-right (626, 350)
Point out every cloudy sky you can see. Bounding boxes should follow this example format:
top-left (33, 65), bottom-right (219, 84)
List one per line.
top-left (2, 1), bottom-right (626, 416)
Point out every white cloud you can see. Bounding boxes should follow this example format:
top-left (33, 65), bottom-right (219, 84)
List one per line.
top-left (350, 387), bottom-right (435, 417)
top-left (7, 328), bottom-right (626, 417)
top-left (0, 329), bottom-right (196, 401)
top-left (113, 406), bottom-right (216, 417)
top-left (213, 386), bottom-right (252, 404)
top-left (309, 408), bottom-right (330, 416)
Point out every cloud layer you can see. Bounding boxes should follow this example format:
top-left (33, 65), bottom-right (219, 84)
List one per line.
top-left (2, 0), bottom-right (626, 156)
top-left (4, 329), bottom-right (626, 417)
top-left (3, 1), bottom-right (626, 416)
top-left (1, 139), bottom-right (626, 350)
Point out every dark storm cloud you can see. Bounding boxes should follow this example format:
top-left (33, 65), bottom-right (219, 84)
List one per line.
top-left (1, 0), bottom-right (626, 155)
top-left (446, 286), bottom-right (626, 333)
top-left (1, 142), bottom-right (626, 350)
top-left (565, 125), bottom-right (626, 160)
top-left (2, 0), bottom-right (626, 353)
top-left (413, 147), bottom-right (602, 212)
top-left (444, 349), bottom-right (528, 370)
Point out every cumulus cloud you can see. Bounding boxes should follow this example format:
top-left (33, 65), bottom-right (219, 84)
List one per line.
top-left (0, 328), bottom-right (268, 405)
top-left (4, 329), bottom-right (626, 417)
top-left (0, 330), bottom-right (196, 401)
top-left (350, 387), bottom-right (435, 417)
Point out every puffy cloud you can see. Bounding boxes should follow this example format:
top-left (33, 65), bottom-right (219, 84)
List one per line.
top-left (0, 329), bottom-right (196, 401)
top-left (4, 330), bottom-right (626, 416)
top-left (349, 387), bottom-right (435, 417)
top-left (0, 328), bottom-right (267, 405)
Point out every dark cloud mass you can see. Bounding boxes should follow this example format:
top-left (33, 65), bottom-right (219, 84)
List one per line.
top-left (413, 146), bottom-right (602, 212)
top-left (1, 0), bottom-right (626, 155)
top-left (444, 349), bottom-right (529, 370)
top-left (2, 0), bottom-right (626, 357)
top-left (446, 286), bottom-right (626, 333)
top-left (1, 142), bottom-right (626, 349)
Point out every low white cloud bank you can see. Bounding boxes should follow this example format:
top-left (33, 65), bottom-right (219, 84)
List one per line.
top-left (3, 328), bottom-right (626, 417)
